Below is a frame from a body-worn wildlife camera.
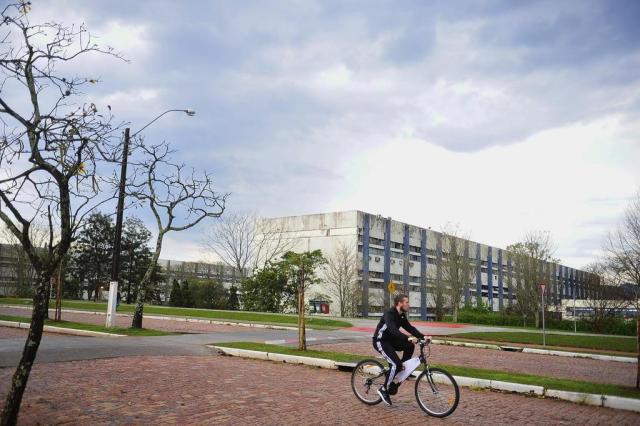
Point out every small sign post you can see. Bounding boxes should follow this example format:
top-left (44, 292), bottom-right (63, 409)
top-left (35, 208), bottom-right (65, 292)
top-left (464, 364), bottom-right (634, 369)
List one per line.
top-left (539, 283), bottom-right (546, 347)
top-left (388, 281), bottom-right (397, 294)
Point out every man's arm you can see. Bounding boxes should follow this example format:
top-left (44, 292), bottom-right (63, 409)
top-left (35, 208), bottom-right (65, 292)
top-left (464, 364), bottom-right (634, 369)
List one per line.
top-left (383, 310), bottom-right (408, 341)
top-left (402, 317), bottom-right (425, 339)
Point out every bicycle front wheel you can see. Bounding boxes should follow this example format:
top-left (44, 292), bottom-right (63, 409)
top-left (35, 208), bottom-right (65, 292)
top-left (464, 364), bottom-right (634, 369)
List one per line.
top-left (414, 367), bottom-right (459, 417)
top-left (351, 359), bottom-right (386, 405)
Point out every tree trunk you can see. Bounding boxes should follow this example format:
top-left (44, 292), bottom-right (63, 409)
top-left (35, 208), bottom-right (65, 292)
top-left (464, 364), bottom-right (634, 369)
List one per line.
top-left (131, 234), bottom-right (163, 329)
top-left (452, 306), bottom-right (458, 323)
top-left (131, 290), bottom-right (145, 329)
top-left (1, 274), bottom-right (50, 425)
top-left (43, 279), bottom-right (50, 320)
top-left (298, 288), bottom-right (306, 351)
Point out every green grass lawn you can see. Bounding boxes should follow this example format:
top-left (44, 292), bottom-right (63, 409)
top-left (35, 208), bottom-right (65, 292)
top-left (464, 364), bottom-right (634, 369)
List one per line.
top-left (446, 332), bottom-right (637, 353)
top-left (216, 342), bottom-right (640, 400)
top-left (0, 314), bottom-right (172, 336)
top-left (0, 297), bottom-right (352, 329)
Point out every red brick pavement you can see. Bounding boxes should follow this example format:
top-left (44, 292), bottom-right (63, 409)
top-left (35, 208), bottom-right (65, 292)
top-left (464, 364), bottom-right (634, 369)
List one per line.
top-left (0, 355), bottom-right (638, 425)
top-left (0, 306), bottom-right (253, 334)
top-left (0, 327), bottom-right (30, 339)
top-left (312, 341), bottom-right (637, 387)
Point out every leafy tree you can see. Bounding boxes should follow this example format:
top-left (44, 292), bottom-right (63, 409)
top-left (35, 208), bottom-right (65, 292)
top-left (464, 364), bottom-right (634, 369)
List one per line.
top-left (278, 250), bottom-right (327, 350)
top-left (227, 285), bottom-right (240, 310)
top-left (192, 279), bottom-right (227, 309)
top-left (68, 213), bottom-right (114, 301)
top-left (241, 264), bottom-right (293, 312)
top-left (169, 279), bottom-right (183, 307)
top-left (120, 217), bottom-right (153, 303)
top-left (181, 281), bottom-right (194, 308)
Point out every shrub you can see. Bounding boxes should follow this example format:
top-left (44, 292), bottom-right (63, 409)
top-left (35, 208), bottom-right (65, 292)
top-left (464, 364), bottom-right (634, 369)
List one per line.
top-left (453, 307), bottom-right (636, 335)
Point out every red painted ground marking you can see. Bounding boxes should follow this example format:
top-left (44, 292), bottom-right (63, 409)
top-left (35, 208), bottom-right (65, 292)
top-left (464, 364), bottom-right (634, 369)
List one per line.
top-left (410, 321), bottom-right (471, 328)
top-left (346, 326), bottom-right (452, 336)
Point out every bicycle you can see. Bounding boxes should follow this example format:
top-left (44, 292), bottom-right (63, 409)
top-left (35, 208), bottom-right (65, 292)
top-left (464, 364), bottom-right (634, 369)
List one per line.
top-left (351, 337), bottom-right (460, 418)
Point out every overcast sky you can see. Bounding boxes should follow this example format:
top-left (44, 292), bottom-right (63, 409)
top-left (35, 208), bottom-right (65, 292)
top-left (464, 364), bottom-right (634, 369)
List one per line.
top-left (29, 0), bottom-right (640, 269)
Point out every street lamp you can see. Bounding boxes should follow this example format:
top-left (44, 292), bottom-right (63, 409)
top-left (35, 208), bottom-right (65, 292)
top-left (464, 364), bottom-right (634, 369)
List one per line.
top-left (106, 109), bottom-right (195, 327)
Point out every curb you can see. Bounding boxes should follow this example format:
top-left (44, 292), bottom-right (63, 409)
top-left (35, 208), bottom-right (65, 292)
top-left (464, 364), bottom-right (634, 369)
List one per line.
top-left (0, 320), bottom-right (125, 337)
top-left (211, 346), bottom-right (640, 413)
top-left (521, 348), bottom-right (636, 363)
top-left (0, 304), bottom-right (300, 331)
top-left (432, 339), bottom-right (502, 351)
top-left (207, 345), bottom-right (337, 369)
top-left (431, 337), bottom-right (636, 364)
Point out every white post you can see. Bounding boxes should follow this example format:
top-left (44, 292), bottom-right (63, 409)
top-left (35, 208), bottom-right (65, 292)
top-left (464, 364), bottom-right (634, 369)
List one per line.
top-left (541, 288), bottom-right (546, 347)
top-left (106, 281), bottom-right (118, 328)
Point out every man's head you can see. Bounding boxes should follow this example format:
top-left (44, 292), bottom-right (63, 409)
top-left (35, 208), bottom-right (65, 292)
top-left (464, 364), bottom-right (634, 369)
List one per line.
top-left (394, 294), bottom-right (409, 313)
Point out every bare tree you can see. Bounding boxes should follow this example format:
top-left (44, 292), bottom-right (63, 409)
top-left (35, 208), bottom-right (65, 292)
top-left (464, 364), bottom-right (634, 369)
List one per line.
top-left (582, 261), bottom-right (628, 332)
top-left (202, 212), bottom-right (296, 277)
top-left (0, 3), bottom-right (124, 422)
top-left (126, 142), bottom-right (227, 328)
top-left (440, 225), bottom-right (473, 322)
top-left (604, 190), bottom-right (640, 388)
top-left (324, 242), bottom-right (359, 317)
top-left (507, 231), bottom-right (559, 327)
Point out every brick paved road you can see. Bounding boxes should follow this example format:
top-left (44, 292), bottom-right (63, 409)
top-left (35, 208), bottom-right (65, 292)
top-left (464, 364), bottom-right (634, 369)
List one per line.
top-left (312, 341), bottom-right (637, 387)
top-left (0, 327), bottom-right (31, 339)
top-left (0, 355), bottom-right (638, 425)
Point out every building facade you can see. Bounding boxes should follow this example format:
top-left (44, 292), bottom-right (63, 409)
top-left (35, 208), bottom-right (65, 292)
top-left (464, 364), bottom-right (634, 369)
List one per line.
top-left (0, 243), bottom-right (36, 297)
top-left (157, 259), bottom-right (245, 294)
top-left (258, 211), bottom-right (591, 319)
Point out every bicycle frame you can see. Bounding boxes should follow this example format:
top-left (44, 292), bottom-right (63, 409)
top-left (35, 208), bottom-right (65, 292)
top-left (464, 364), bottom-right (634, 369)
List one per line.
top-left (375, 339), bottom-right (432, 386)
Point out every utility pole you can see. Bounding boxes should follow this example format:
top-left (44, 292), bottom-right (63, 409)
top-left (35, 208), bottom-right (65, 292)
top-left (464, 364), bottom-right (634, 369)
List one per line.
top-left (106, 127), bottom-right (129, 327)
top-left (104, 109), bottom-right (194, 327)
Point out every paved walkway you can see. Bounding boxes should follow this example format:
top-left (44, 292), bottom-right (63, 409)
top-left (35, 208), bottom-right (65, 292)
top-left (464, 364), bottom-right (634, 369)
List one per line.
top-left (0, 327), bottom-right (33, 339)
top-left (0, 306), bottom-right (251, 334)
top-left (312, 341), bottom-right (637, 387)
top-left (1, 355), bottom-right (638, 425)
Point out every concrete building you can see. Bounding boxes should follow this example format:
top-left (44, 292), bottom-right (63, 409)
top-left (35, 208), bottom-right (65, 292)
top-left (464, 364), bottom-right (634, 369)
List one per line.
top-left (0, 243), bottom-right (36, 297)
top-left (258, 211), bottom-right (591, 319)
top-left (158, 259), bottom-right (245, 290)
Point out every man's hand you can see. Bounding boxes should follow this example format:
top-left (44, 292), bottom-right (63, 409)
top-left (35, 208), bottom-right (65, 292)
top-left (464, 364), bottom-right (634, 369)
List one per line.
top-left (408, 336), bottom-right (418, 344)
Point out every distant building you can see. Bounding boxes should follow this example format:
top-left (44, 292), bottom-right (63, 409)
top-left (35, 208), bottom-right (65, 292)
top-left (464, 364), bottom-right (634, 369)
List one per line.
top-left (0, 243), bottom-right (36, 297)
top-left (158, 259), bottom-right (245, 287)
top-left (258, 211), bottom-right (593, 319)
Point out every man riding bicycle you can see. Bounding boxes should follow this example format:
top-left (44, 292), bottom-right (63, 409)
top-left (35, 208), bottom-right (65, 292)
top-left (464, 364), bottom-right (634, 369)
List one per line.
top-left (372, 293), bottom-right (424, 406)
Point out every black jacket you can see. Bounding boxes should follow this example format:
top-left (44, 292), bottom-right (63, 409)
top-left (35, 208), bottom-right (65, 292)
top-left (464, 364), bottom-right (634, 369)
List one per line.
top-left (373, 307), bottom-right (424, 344)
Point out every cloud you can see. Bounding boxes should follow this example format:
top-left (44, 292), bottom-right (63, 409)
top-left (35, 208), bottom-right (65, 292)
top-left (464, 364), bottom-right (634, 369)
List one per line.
top-left (15, 0), bottom-right (640, 266)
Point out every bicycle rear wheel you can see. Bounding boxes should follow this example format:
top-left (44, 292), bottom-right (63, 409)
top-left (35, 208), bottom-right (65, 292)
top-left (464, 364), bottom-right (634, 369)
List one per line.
top-left (351, 359), bottom-right (386, 405)
top-left (414, 367), bottom-right (459, 417)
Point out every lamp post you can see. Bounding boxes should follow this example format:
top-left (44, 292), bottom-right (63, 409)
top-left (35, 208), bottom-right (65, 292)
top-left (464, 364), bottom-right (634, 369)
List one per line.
top-left (106, 109), bottom-right (195, 327)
